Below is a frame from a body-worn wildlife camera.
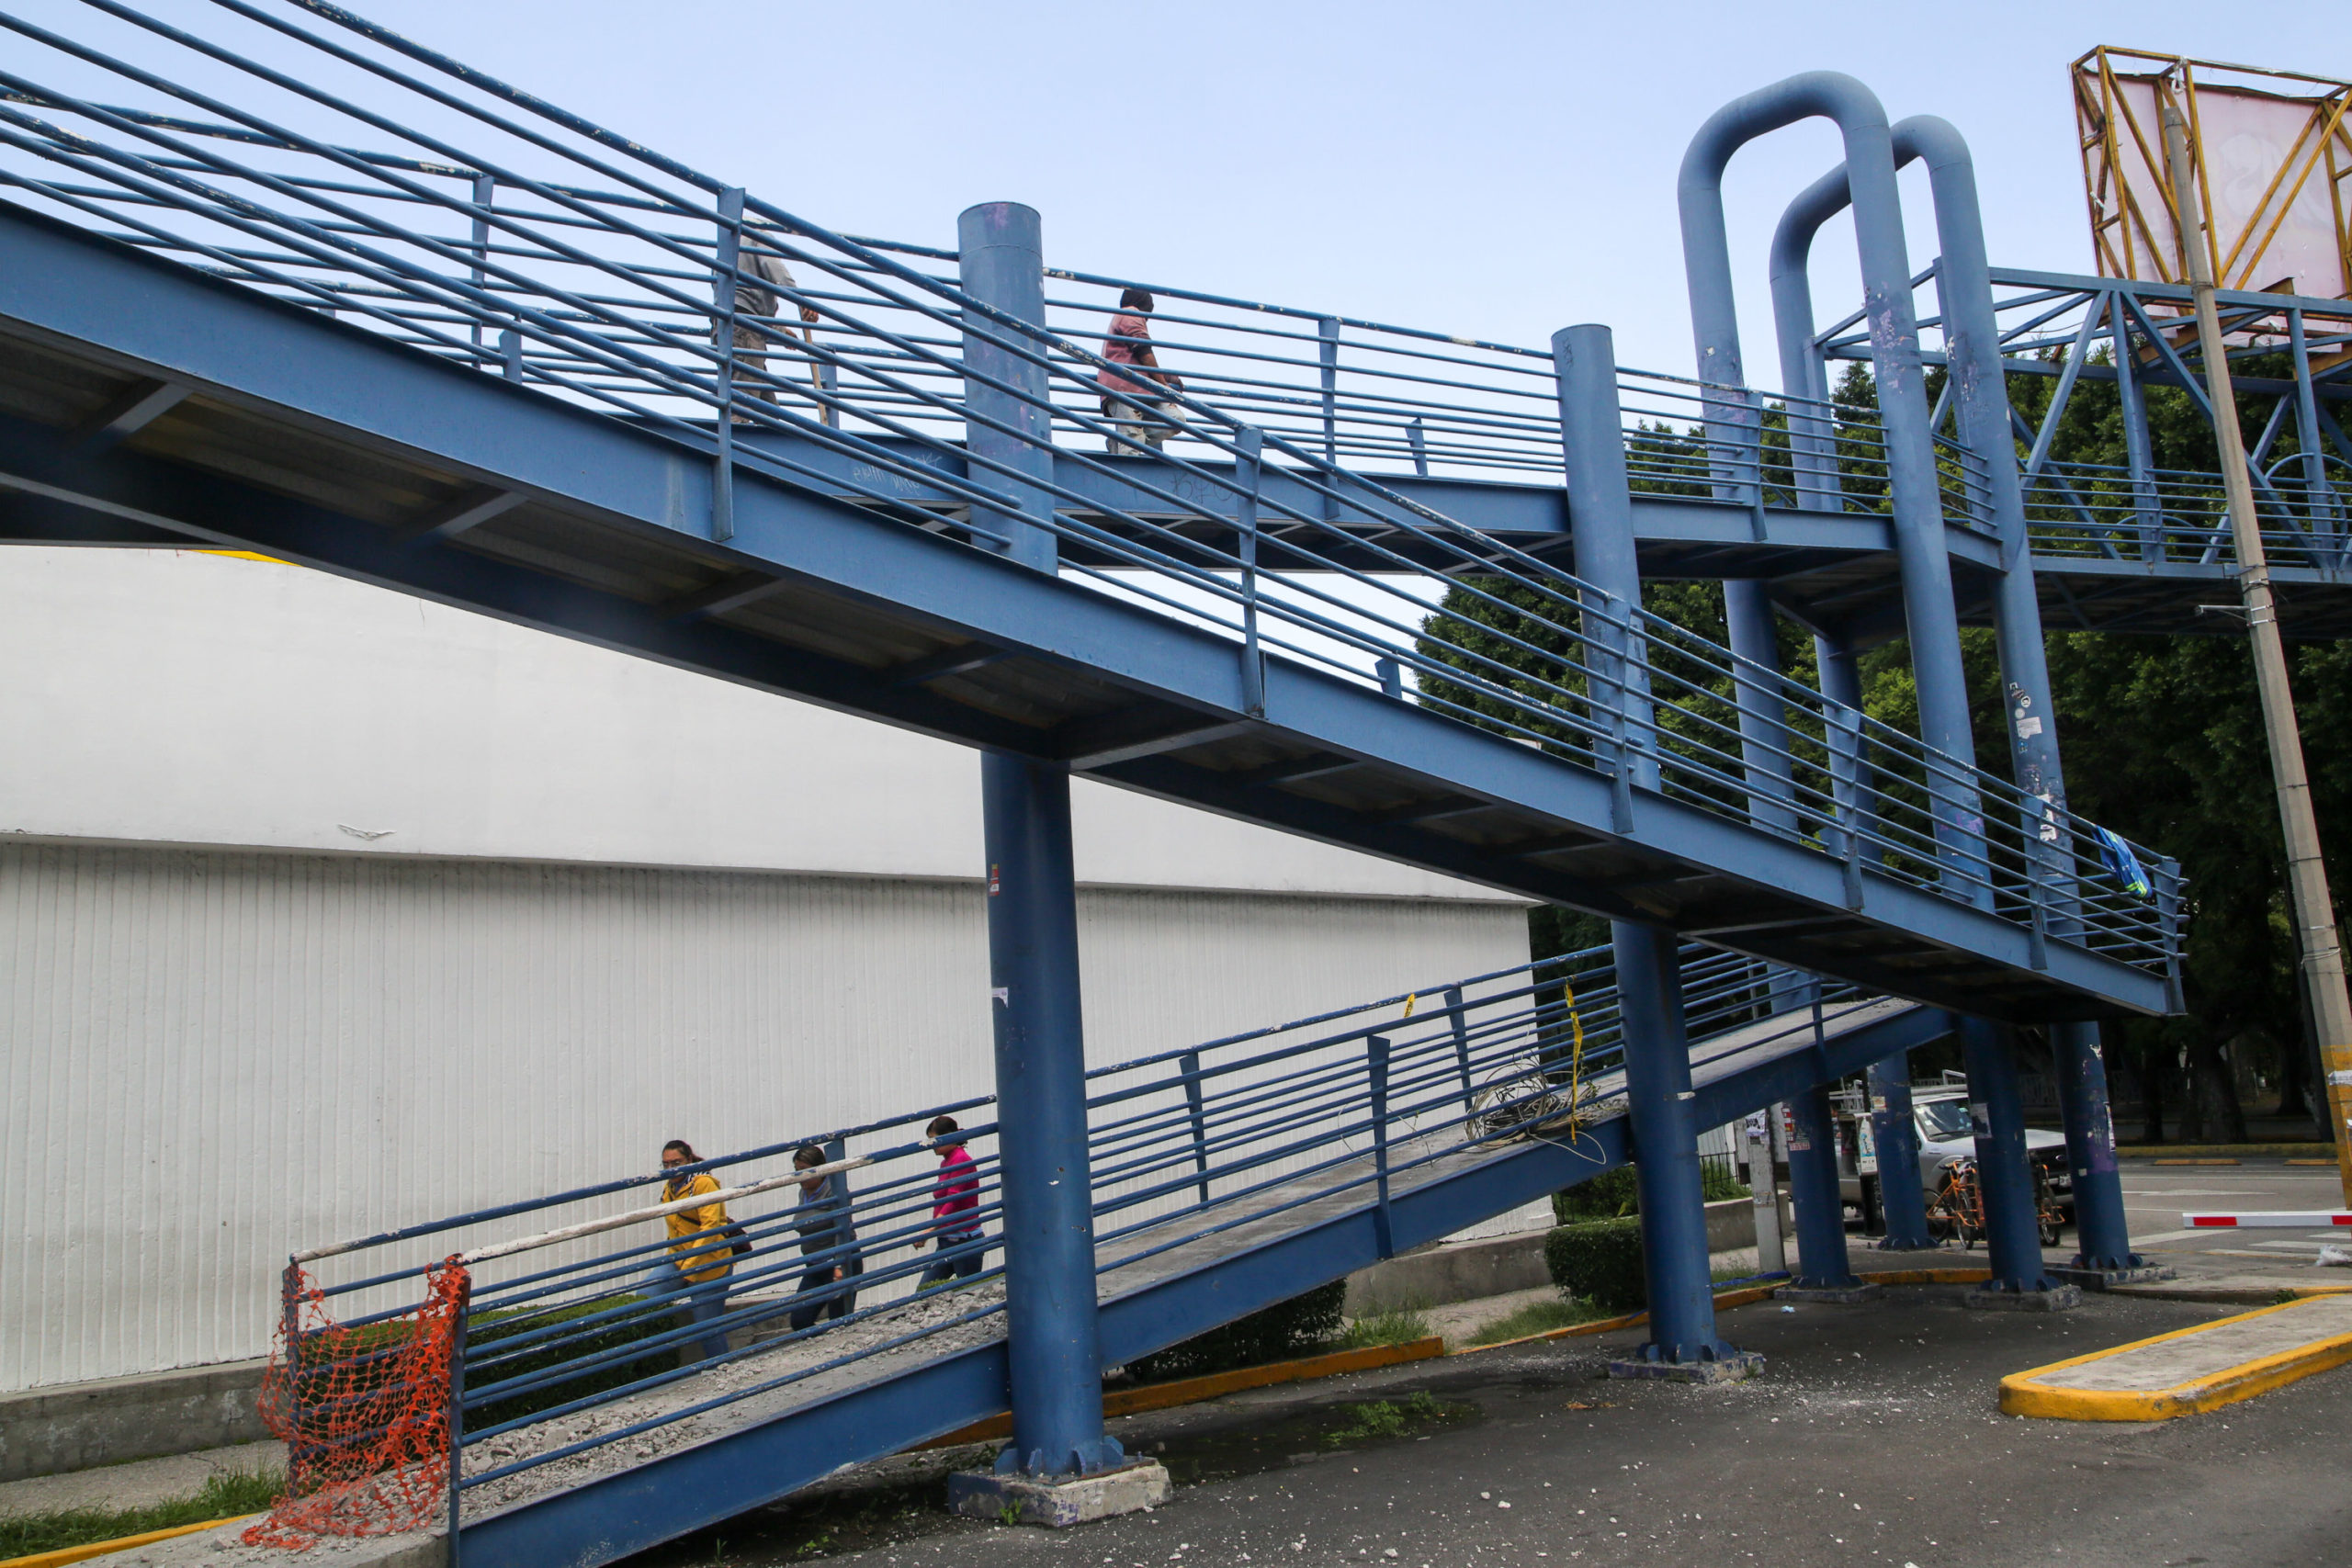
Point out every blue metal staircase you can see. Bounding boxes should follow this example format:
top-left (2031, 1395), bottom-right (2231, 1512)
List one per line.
top-left (285, 947), bottom-right (1946, 1568)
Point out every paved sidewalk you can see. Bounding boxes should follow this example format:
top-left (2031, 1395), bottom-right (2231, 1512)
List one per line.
top-left (0, 1439), bottom-right (283, 1519)
top-left (723, 1281), bottom-right (2342, 1568)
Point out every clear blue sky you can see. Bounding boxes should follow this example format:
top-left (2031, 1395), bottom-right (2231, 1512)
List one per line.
top-left (328, 0), bottom-right (2338, 379)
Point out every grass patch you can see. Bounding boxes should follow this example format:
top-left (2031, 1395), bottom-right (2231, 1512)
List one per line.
top-left (1337, 1302), bottom-right (1432, 1349)
top-left (0, 1468), bottom-right (282, 1558)
top-left (1322, 1391), bottom-right (1449, 1446)
top-left (1464, 1296), bottom-right (1612, 1346)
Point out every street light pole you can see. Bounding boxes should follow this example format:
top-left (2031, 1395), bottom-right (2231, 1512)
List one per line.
top-left (2162, 101), bottom-right (2352, 1204)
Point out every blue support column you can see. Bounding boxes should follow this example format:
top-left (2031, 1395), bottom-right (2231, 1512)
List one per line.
top-left (1554, 326), bottom-right (1754, 1382)
top-left (1613, 924), bottom-right (1759, 1378)
top-left (1865, 1055), bottom-right (1934, 1249)
top-left (958, 201), bottom-right (1122, 1477)
top-left (1769, 120), bottom-right (2108, 1303)
top-left (980, 753), bottom-right (1122, 1475)
top-left (1781, 1081), bottom-right (1877, 1301)
top-left (2052, 1020), bottom-right (2146, 1274)
top-left (1957, 1019), bottom-right (2075, 1307)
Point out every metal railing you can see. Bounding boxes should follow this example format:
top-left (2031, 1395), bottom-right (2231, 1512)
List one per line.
top-left (265, 941), bottom-right (1855, 1527)
top-left (0, 1), bottom-right (2179, 982)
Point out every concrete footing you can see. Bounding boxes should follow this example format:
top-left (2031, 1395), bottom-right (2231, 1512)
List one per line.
top-left (1608, 1349), bottom-right (1764, 1384)
top-left (1963, 1283), bottom-right (2084, 1313)
top-left (1775, 1282), bottom-right (1885, 1304)
top-left (2046, 1263), bottom-right (2177, 1292)
top-left (947, 1461), bottom-right (1172, 1528)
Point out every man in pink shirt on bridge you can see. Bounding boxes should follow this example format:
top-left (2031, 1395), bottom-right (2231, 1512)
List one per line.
top-left (1098, 287), bottom-right (1184, 456)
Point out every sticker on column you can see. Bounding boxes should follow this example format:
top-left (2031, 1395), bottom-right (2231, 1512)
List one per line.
top-left (991, 987), bottom-right (1009, 1005)
top-left (987, 864), bottom-right (1001, 897)
top-left (1969, 1101), bottom-right (1990, 1137)
top-left (1788, 1130), bottom-right (1812, 1152)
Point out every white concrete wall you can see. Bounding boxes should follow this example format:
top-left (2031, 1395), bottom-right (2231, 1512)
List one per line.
top-left (0, 548), bottom-right (1534, 1392)
top-left (0, 841), bottom-right (1527, 1392)
top-left (0, 547), bottom-right (1516, 901)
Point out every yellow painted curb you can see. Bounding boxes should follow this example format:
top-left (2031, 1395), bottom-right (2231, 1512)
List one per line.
top-left (1999, 1297), bottom-right (2352, 1421)
top-left (916, 1336), bottom-right (1449, 1449)
top-left (1448, 1272), bottom-right (1917, 1358)
top-left (0, 1514), bottom-right (254, 1568)
top-left (2152, 1157), bottom-right (2238, 1166)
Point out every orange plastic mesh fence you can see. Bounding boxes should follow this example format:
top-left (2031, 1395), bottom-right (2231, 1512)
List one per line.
top-left (243, 1258), bottom-right (471, 1550)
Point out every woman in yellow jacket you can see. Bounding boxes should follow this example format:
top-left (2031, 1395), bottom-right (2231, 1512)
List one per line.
top-left (655, 1140), bottom-right (736, 1362)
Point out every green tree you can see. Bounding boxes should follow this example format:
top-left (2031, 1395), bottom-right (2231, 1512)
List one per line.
top-left (1416, 360), bottom-right (2350, 1140)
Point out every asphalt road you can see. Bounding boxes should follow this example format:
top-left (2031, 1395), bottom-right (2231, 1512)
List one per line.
top-left (2113, 1156), bottom-right (2348, 1272)
top-left (634, 1275), bottom-right (2350, 1568)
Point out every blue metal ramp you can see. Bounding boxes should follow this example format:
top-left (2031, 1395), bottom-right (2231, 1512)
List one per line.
top-left (277, 947), bottom-right (1942, 1567)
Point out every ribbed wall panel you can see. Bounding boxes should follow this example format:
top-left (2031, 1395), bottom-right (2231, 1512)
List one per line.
top-left (0, 842), bottom-right (1522, 1392)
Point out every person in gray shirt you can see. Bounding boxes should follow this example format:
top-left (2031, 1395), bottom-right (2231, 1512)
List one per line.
top-left (725, 226), bottom-right (820, 416)
top-left (788, 1143), bottom-right (861, 1331)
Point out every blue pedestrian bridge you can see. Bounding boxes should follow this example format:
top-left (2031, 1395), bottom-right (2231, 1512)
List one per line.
top-left (0, 4), bottom-right (2286, 1562)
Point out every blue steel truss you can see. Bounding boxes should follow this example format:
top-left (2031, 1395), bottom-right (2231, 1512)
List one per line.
top-left (0, 1), bottom-right (2179, 1020)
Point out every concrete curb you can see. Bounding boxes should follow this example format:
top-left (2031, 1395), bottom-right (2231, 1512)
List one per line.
top-left (2116, 1144), bottom-right (2336, 1158)
top-left (1999, 1295), bottom-right (2352, 1421)
top-left (0, 1514), bottom-right (253, 1568)
top-left (1447, 1269), bottom-right (1992, 1358)
top-left (2110, 1282), bottom-right (2352, 1306)
top-left (918, 1337), bottom-right (1450, 1450)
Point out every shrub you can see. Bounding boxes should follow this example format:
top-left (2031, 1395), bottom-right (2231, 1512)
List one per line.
top-left (1553, 1165), bottom-right (1638, 1223)
top-left (1126, 1280), bottom-right (1346, 1382)
top-left (1545, 1217), bottom-right (1646, 1313)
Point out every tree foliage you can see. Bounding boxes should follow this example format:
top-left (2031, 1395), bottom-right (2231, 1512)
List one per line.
top-left (1417, 355), bottom-right (2350, 1139)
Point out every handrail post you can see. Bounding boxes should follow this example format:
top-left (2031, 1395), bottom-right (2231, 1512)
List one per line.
top-left (1317, 316), bottom-right (1340, 522)
top-left (1236, 425), bottom-right (1266, 716)
top-left (1408, 416), bottom-right (1429, 477)
top-left (468, 173), bottom-right (492, 366)
top-left (1444, 985), bottom-right (1474, 1118)
top-left (1366, 1032), bottom-right (1394, 1260)
top-left (1180, 1050), bottom-right (1211, 1208)
top-left (445, 1269), bottom-right (471, 1568)
top-left (1826, 705), bottom-right (1867, 910)
top-left (279, 1261), bottom-right (307, 1493)
top-left (708, 186), bottom-right (744, 544)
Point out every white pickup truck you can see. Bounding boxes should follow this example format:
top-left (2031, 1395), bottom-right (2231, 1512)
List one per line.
top-left (1838, 1085), bottom-right (2073, 1224)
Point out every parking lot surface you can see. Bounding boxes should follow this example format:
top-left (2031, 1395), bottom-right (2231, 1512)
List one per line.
top-left (630, 1265), bottom-right (2349, 1568)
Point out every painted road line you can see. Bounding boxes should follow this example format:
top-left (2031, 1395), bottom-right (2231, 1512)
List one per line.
top-left (2181, 1211), bottom-right (2352, 1228)
top-left (2128, 1229), bottom-right (2205, 1246)
top-left (2287, 1158), bottom-right (2338, 1167)
top-left (2000, 1294), bottom-right (2352, 1421)
top-left (2152, 1157), bottom-right (2240, 1166)
top-left (0, 1515), bottom-right (254, 1568)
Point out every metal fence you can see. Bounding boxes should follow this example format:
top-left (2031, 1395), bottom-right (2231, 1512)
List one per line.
top-left (260, 938), bottom-right (1835, 1529)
